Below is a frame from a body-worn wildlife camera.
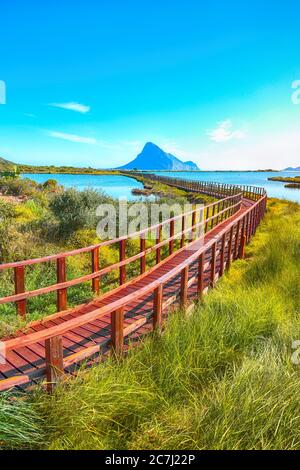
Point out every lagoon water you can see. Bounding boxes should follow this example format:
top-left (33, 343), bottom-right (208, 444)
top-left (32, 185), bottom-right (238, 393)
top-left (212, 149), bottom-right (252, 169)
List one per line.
top-left (24, 173), bottom-right (145, 200)
top-left (24, 171), bottom-right (300, 203)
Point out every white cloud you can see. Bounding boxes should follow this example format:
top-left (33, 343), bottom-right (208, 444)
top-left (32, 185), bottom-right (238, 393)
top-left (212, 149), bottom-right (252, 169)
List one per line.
top-left (208, 119), bottom-right (247, 143)
top-left (48, 131), bottom-right (97, 144)
top-left (49, 102), bottom-right (91, 114)
top-left (24, 113), bottom-right (36, 118)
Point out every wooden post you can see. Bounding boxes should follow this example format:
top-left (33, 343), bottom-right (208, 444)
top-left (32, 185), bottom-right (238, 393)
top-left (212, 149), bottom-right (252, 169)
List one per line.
top-left (156, 225), bottom-right (162, 264)
top-left (111, 307), bottom-right (124, 357)
top-left (240, 234), bottom-right (246, 259)
top-left (57, 257), bottom-right (67, 312)
top-left (181, 215), bottom-right (186, 248)
top-left (45, 335), bottom-right (64, 393)
top-left (14, 266), bottom-right (26, 317)
top-left (91, 247), bottom-right (100, 296)
top-left (219, 233), bottom-right (226, 277)
top-left (197, 253), bottom-right (204, 301)
top-left (153, 284), bottom-right (163, 330)
top-left (169, 219), bottom-right (175, 255)
top-left (192, 210), bottom-right (197, 240)
top-left (234, 221), bottom-right (241, 259)
top-left (227, 226), bottom-right (234, 270)
top-left (140, 236), bottom-right (146, 274)
top-left (180, 266), bottom-right (189, 309)
top-left (119, 239), bottom-right (126, 285)
top-left (216, 202), bottom-right (220, 226)
top-left (210, 242), bottom-right (217, 287)
top-left (211, 204), bottom-right (216, 229)
top-left (205, 207), bottom-right (209, 233)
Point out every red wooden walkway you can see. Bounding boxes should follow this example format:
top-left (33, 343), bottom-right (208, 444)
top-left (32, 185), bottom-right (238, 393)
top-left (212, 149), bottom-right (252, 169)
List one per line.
top-left (0, 177), bottom-right (267, 392)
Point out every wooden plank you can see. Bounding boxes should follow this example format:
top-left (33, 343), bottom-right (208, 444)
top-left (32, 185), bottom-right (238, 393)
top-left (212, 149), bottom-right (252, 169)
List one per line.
top-left (14, 266), bottom-right (26, 317)
top-left (123, 317), bottom-right (147, 337)
top-left (0, 375), bottom-right (30, 392)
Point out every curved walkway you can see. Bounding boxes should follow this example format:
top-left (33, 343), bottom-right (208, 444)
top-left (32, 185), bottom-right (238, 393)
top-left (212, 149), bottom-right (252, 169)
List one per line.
top-left (0, 178), bottom-right (266, 392)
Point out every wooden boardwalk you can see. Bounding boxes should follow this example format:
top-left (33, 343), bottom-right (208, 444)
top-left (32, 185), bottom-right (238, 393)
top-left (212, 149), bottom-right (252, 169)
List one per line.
top-left (0, 176), bottom-right (267, 392)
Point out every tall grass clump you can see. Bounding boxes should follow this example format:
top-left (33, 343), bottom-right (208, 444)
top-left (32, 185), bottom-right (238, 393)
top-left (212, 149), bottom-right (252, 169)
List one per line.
top-left (0, 393), bottom-right (45, 449)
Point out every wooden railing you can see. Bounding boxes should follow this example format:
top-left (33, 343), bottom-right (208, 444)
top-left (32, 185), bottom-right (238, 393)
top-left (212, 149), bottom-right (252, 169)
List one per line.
top-left (0, 179), bottom-right (267, 392)
top-left (126, 172), bottom-right (266, 201)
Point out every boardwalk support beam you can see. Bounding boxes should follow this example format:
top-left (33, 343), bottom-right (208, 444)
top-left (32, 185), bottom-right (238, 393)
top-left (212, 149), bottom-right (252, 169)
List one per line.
top-left (45, 335), bottom-right (64, 393)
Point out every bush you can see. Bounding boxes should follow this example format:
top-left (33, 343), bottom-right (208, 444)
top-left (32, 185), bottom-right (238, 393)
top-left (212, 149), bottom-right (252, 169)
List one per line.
top-left (0, 200), bottom-right (16, 221)
top-left (0, 177), bottom-right (39, 197)
top-left (41, 179), bottom-right (60, 192)
top-left (49, 188), bottom-right (114, 238)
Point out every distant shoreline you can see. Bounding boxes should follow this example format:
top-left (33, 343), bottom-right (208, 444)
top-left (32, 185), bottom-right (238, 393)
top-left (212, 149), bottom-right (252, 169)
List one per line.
top-left (20, 168), bottom-right (282, 175)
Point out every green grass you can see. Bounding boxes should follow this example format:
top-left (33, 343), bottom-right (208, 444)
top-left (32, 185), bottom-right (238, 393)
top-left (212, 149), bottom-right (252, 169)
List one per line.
top-left (1, 198), bottom-right (300, 450)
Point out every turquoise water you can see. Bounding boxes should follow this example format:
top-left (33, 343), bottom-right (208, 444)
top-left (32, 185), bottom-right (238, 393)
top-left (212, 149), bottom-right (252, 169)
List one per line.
top-left (23, 171), bottom-right (300, 203)
top-left (23, 173), bottom-right (145, 200)
top-left (153, 171), bottom-right (300, 203)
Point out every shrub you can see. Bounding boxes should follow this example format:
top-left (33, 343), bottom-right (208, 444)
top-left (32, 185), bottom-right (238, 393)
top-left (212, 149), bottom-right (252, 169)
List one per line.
top-left (49, 188), bottom-right (113, 238)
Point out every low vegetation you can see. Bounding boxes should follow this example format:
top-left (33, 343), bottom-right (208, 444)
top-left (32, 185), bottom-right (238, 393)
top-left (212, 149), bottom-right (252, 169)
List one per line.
top-left (19, 164), bottom-right (120, 175)
top-left (268, 175), bottom-right (300, 189)
top-left (0, 197), bottom-right (299, 450)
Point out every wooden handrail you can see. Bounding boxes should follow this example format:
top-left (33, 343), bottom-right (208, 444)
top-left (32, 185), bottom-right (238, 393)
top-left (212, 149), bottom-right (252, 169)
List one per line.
top-left (3, 194), bottom-right (266, 352)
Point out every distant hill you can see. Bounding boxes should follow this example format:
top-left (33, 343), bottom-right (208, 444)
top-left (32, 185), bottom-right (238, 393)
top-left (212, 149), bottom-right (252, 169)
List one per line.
top-left (0, 156), bottom-right (16, 172)
top-left (117, 142), bottom-right (199, 171)
top-left (283, 166), bottom-right (300, 171)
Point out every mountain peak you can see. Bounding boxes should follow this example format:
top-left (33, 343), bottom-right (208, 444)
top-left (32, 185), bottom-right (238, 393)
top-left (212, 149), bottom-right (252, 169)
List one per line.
top-left (117, 143), bottom-right (199, 171)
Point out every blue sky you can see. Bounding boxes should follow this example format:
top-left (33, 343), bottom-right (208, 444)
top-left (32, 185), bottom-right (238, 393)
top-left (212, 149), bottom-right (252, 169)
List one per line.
top-left (0, 0), bottom-right (300, 170)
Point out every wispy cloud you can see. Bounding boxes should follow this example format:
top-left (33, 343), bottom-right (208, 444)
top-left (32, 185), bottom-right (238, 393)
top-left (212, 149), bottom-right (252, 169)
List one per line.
top-left (48, 131), bottom-right (97, 144)
top-left (49, 102), bottom-right (91, 114)
top-left (208, 119), bottom-right (247, 143)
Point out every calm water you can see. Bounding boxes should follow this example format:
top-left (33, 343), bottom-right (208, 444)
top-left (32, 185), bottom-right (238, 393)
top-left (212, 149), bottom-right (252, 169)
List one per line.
top-left (24, 171), bottom-right (300, 203)
top-left (24, 173), bottom-right (145, 200)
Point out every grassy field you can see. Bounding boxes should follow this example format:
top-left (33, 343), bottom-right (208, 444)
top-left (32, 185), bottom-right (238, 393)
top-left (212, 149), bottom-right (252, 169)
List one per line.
top-left (1, 197), bottom-right (299, 450)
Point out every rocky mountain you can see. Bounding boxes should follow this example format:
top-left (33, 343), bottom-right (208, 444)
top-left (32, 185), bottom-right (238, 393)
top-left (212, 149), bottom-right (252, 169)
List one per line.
top-left (283, 166), bottom-right (300, 171)
top-left (117, 142), bottom-right (199, 171)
